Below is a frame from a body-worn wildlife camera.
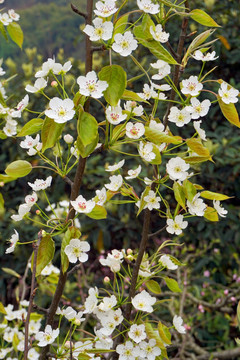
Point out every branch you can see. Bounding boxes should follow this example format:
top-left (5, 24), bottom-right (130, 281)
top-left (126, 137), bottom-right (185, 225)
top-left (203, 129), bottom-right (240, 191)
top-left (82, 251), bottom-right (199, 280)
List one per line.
top-left (148, 225), bottom-right (167, 238)
top-left (63, 175), bottom-right (73, 187)
top-left (197, 347), bottom-right (240, 360)
top-left (71, 3), bottom-right (87, 19)
top-left (24, 230), bottom-right (42, 360)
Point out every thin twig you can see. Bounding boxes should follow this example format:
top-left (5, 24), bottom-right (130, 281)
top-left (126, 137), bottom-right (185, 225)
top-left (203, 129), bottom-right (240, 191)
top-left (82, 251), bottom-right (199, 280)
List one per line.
top-left (24, 230), bottom-right (42, 360)
top-left (148, 225), bottom-right (167, 238)
top-left (20, 255), bottom-right (31, 301)
top-left (71, 3), bottom-right (87, 19)
top-left (63, 175), bottom-right (74, 187)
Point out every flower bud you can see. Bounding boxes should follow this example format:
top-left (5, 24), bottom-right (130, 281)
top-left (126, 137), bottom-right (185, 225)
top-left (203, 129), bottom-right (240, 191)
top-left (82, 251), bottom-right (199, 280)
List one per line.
top-left (104, 276), bottom-right (110, 283)
top-left (127, 248), bottom-right (133, 255)
top-left (64, 134), bottom-right (74, 144)
top-left (51, 80), bottom-right (58, 87)
top-left (36, 210), bottom-right (41, 215)
top-left (73, 319), bottom-right (81, 326)
top-left (65, 341), bottom-right (73, 349)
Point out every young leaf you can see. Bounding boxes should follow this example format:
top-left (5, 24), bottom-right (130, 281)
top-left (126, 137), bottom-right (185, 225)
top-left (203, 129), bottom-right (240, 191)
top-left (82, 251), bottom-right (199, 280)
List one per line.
top-left (190, 9), bottom-right (220, 28)
top-left (5, 160), bottom-right (32, 178)
top-left (173, 182), bottom-right (186, 209)
top-left (0, 130), bottom-right (7, 140)
top-left (113, 13), bottom-right (129, 36)
top-left (145, 127), bottom-right (182, 145)
top-left (145, 280), bottom-right (161, 294)
top-left (186, 138), bottom-right (211, 157)
top-left (77, 111), bottom-right (98, 147)
top-left (17, 118), bottom-right (44, 137)
top-left (86, 205), bottom-right (107, 220)
top-left (204, 206), bottom-right (219, 222)
top-left (0, 22), bottom-right (8, 41)
top-left (98, 65), bottom-right (127, 106)
top-left (121, 89), bottom-right (148, 103)
top-left (218, 96), bottom-right (240, 128)
top-left (76, 134), bottom-right (99, 158)
top-left (61, 227), bottom-right (81, 274)
top-left (137, 186), bottom-right (150, 216)
top-left (0, 192), bottom-right (4, 217)
top-left (200, 191), bottom-right (230, 201)
top-left (2, 267), bottom-right (21, 278)
top-left (145, 323), bottom-right (165, 349)
top-left (7, 22), bottom-right (24, 48)
top-left (158, 321), bottom-right (171, 345)
top-left (184, 155), bottom-right (213, 164)
top-left (182, 180), bottom-right (197, 202)
top-left (164, 277), bottom-right (182, 293)
top-left (41, 117), bottom-right (65, 152)
top-left (36, 235), bottom-right (55, 277)
top-left (0, 301), bottom-right (7, 314)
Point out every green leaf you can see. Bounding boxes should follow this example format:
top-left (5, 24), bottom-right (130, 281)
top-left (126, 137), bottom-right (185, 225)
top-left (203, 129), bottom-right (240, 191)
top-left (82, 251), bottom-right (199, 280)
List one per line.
top-left (158, 321), bottom-right (171, 345)
top-left (113, 14), bottom-right (129, 36)
top-left (86, 205), bottom-right (107, 220)
top-left (30, 312), bottom-right (43, 321)
top-left (145, 127), bottom-right (182, 145)
top-left (190, 9), bottom-right (220, 28)
top-left (78, 355), bottom-right (91, 360)
top-left (12, 332), bottom-right (19, 352)
top-left (164, 277), bottom-right (182, 293)
top-left (0, 174), bottom-right (17, 184)
top-left (5, 160), bottom-right (32, 178)
top-left (0, 130), bottom-right (7, 139)
top-left (186, 138), bottom-right (211, 157)
top-left (0, 193), bottom-right (4, 217)
top-left (145, 280), bottom-right (161, 294)
top-left (218, 96), bottom-right (240, 128)
top-left (0, 301), bottom-right (6, 314)
top-left (61, 227), bottom-right (81, 274)
top-left (77, 111), bottom-right (98, 147)
top-left (36, 235), bottom-right (55, 277)
top-left (160, 0), bottom-right (185, 9)
top-left (235, 338), bottom-right (240, 346)
top-left (142, 14), bottom-right (155, 39)
top-left (134, 25), bottom-right (178, 65)
top-left (7, 22), bottom-right (24, 48)
top-left (2, 267), bottom-right (21, 278)
top-left (184, 155), bottom-right (213, 164)
top-left (98, 65), bottom-right (127, 106)
top-left (76, 134), bottom-right (99, 158)
top-left (200, 191), bottom-right (230, 201)
top-left (41, 117), bottom-right (65, 152)
top-left (17, 118), bottom-right (44, 137)
top-left (137, 186), bottom-right (150, 216)
top-left (183, 29), bottom-right (215, 66)
top-left (182, 180), bottom-right (197, 202)
top-left (145, 323), bottom-right (166, 350)
top-left (204, 206), bottom-right (219, 222)
top-left (121, 89), bottom-right (149, 103)
top-left (173, 182), bottom-right (186, 209)
top-left (150, 144), bottom-right (162, 165)
top-left (0, 22), bottom-right (8, 41)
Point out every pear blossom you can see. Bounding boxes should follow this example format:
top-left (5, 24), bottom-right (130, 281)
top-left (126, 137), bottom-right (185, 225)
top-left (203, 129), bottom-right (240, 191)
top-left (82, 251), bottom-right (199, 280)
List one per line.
top-left (213, 200), bottom-right (228, 217)
top-left (152, 83), bottom-right (171, 92)
top-left (106, 104), bottom-right (127, 125)
top-left (71, 195), bottom-right (95, 213)
top-left (0, 66), bottom-right (5, 76)
top-left (55, 60), bottom-right (72, 75)
top-left (150, 24), bottom-right (169, 43)
top-left (116, 341), bottom-right (140, 360)
top-left (16, 95), bottom-right (29, 112)
top-left (137, 0), bottom-right (160, 14)
top-left (168, 106), bottom-right (192, 127)
top-left (193, 120), bottom-right (206, 141)
top-left (25, 78), bottom-right (47, 93)
top-left (218, 82), bottom-right (239, 104)
top-left (166, 215), bottom-right (188, 235)
top-left (45, 97), bottom-right (75, 123)
top-left (77, 71), bottom-right (108, 98)
top-left (95, 328), bottom-right (113, 349)
top-left (84, 287), bottom-right (99, 313)
top-left (125, 165), bottom-right (141, 180)
top-left (192, 50), bottom-right (218, 62)
top-left (83, 17), bottom-right (113, 41)
top-left (95, 187), bottom-right (107, 205)
top-left (173, 315), bottom-right (186, 334)
top-left (0, 82), bottom-right (6, 98)
top-left (181, 75), bottom-right (203, 96)
top-left (64, 238), bottom-right (90, 263)
top-left (28, 176), bottom-right (52, 191)
top-left (166, 157), bottom-right (190, 181)
top-left (11, 203), bottom-right (31, 221)
top-left (0, 13), bottom-right (12, 25)
top-left (94, 1), bottom-right (118, 17)
top-left (99, 295), bottom-right (117, 311)
top-left (27, 348), bottom-right (40, 359)
top-left (112, 31), bottom-right (138, 57)
top-left (126, 122), bottom-right (145, 139)
top-left (25, 192), bottom-right (38, 206)
top-left (5, 230), bottom-right (19, 254)
top-left (138, 141), bottom-right (156, 162)
top-left (63, 306), bottom-right (85, 323)
top-left (105, 174), bottom-right (123, 191)
top-left (143, 190), bottom-right (161, 210)
top-left (3, 119), bottom-right (17, 136)
top-left (159, 254), bottom-right (178, 270)
top-left (20, 134), bottom-right (41, 152)
top-left (99, 249), bottom-right (124, 272)
top-left (124, 101), bottom-right (144, 116)
top-left (137, 83), bottom-right (157, 100)
top-left (8, 9), bottom-right (20, 21)
top-left (105, 159), bottom-right (125, 172)
top-left (187, 193), bottom-right (207, 216)
top-left (132, 290), bottom-right (156, 313)
top-left (128, 324), bottom-right (147, 343)
top-left (185, 97), bottom-right (211, 119)
top-left (149, 119), bottom-right (165, 132)
top-left (139, 339), bottom-right (161, 360)
top-left (151, 60), bottom-right (171, 80)
top-left (35, 325), bottom-right (59, 347)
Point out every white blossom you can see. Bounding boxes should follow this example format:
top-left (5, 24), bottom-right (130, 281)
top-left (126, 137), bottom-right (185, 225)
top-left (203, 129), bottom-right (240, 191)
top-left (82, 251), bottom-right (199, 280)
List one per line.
top-left (25, 78), bottom-right (47, 93)
top-left (83, 17), bottom-right (113, 41)
top-left (0, 13), bottom-right (12, 25)
top-left (77, 71), bottom-right (108, 98)
top-left (181, 76), bottom-right (203, 96)
top-left (193, 120), bottom-right (206, 141)
top-left (137, 83), bottom-right (157, 100)
top-left (45, 97), bottom-right (75, 123)
top-left (150, 24), bottom-right (169, 43)
top-left (139, 339), bottom-right (161, 360)
top-left (71, 195), bottom-right (95, 213)
top-left (138, 141), bottom-right (156, 162)
top-left (116, 341), bottom-right (140, 360)
top-left (185, 97), bottom-right (211, 119)
top-left (99, 249), bottom-right (124, 272)
top-left (213, 200), bottom-right (228, 217)
top-left (151, 60), bottom-right (171, 80)
top-left (137, 0), bottom-right (160, 14)
top-left (112, 31), bottom-right (138, 57)
top-left (28, 176), bottom-right (52, 191)
top-left (5, 230), bottom-right (19, 254)
top-left (128, 324), bottom-right (147, 343)
top-left (166, 157), bottom-right (190, 181)
top-left (124, 101), bottom-right (144, 116)
top-left (94, 1), bottom-right (118, 18)
top-left (166, 215), bottom-right (188, 235)
top-left (25, 192), bottom-right (38, 206)
top-left (168, 106), bottom-right (192, 127)
top-left (132, 290), bottom-right (156, 313)
top-left (126, 122), bottom-right (145, 139)
top-left (105, 174), bottom-right (123, 191)
top-left (218, 82), bottom-right (239, 104)
top-left (105, 159), bottom-right (125, 172)
top-left (35, 325), bottom-right (59, 347)
top-left (99, 295), bottom-right (117, 311)
top-left (125, 165), bottom-right (141, 180)
top-left (192, 50), bottom-right (218, 62)
top-left (8, 9), bottom-right (20, 21)
top-left (95, 187), bottom-right (107, 205)
top-left (64, 238), bottom-right (90, 263)
top-left (106, 104), bottom-right (127, 125)
top-left (187, 193), bottom-right (207, 216)
top-left (173, 315), bottom-right (186, 334)
top-left (11, 203), bottom-right (31, 222)
top-left (143, 190), bottom-right (161, 211)
top-left (159, 254), bottom-right (178, 270)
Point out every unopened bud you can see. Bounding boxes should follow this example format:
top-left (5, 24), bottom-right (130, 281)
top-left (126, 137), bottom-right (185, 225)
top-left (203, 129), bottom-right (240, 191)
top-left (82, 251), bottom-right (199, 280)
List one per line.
top-left (64, 134), bottom-right (74, 144)
top-left (0, 181), bottom-right (4, 187)
top-left (104, 276), bottom-right (110, 283)
top-left (126, 255), bottom-right (134, 261)
top-left (65, 341), bottom-right (73, 349)
top-left (130, 101), bottom-right (137, 108)
top-left (36, 210), bottom-right (40, 215)
top-left (73, 319), bottom-right (81, 325)
top-left (127, 248), bottom-right (133, 255)
top-left (51, 80), bottom-right (58, 87)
